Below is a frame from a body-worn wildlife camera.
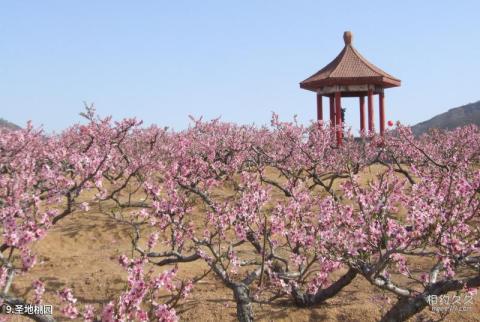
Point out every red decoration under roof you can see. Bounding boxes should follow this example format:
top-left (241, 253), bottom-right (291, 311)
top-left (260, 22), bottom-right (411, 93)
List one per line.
top-left (300, 31), bottom-right (401, 92)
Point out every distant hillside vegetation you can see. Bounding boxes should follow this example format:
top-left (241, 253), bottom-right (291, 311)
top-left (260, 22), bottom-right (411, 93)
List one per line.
top-left (412, 101), bottom-right (480, 136)
top-left (0, 118), bottom-right (21, 131)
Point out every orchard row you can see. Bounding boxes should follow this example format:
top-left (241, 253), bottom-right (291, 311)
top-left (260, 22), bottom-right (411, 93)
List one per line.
top-left (1, 108), bottom-right (479, 321)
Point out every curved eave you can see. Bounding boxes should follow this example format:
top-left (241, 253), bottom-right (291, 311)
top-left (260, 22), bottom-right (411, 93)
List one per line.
top-left (299, 76), bottom-right (401, 92)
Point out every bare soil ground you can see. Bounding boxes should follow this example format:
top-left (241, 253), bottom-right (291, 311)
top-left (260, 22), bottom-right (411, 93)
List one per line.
top-left (6, 166), bottom-right (480, 321)
top-left (6, 210), bottom-right (479, 322)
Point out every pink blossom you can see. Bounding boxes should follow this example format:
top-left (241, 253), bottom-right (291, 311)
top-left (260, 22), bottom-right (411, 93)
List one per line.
top-left (154, 304), bottom-right (178, 322)
top-left (79, 202), bottom-right (90, 212)
top-left (32, 280), bottom-right (45, 305)
top-left (82, 304), bottom-right (96, 322)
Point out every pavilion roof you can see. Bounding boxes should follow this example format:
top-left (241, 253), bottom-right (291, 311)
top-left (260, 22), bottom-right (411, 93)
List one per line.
top-left (300, 32), bottom-right (401, 92)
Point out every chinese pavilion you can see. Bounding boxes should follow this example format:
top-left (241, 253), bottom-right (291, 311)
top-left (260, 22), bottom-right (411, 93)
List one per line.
top-left (300, 31), bottom-right (401, 145)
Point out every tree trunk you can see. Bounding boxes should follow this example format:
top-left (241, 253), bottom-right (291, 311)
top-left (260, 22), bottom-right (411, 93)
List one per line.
top-left (380, 295), bottom-right (427, 322)
top-left (232, 283), bottom-right (254, 322)
top-left (292, 268), bottom-right (357, 307)
top-left (380, 275), bottom-right (480, 322)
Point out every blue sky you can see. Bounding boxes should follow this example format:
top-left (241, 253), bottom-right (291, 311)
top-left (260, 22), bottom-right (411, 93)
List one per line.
top-left (1, 1), bottom-right (479, 133)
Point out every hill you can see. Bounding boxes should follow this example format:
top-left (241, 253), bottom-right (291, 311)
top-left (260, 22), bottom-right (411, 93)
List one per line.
top-left (0, 118), bottom-right (21, 131)
top-left (411, 100), bottom-right (480, 136)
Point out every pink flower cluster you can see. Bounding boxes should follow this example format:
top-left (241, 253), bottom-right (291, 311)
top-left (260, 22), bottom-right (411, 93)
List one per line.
top-left (1, 109), bottom-right (479, 321)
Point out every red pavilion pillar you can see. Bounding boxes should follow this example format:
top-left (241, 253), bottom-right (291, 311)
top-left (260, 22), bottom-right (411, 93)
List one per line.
top-left (329, 95), bottom-right (335, 126)
top-left (359, 96), bottom-right (365, 134)
top-left (368, 89), bottom-right (374, 133)
top-left (335, 92), bottom-right (342, 145)
top-left (316, 94), bottom-right (323, 121)
top-left (379, 92), bottom-right (385, 136)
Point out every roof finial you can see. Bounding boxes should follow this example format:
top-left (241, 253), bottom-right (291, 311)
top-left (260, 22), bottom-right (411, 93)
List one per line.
top-left (343, 31), bottom-right (353, 46)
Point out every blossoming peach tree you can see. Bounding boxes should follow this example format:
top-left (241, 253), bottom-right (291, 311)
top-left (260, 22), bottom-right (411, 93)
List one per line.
top-left (0, 109), bottom-right (189, 322)
top-left (0, 109), bottom-right (478, 322)
top-left (99, 115), bottom-right (479, 322)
